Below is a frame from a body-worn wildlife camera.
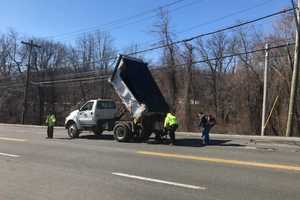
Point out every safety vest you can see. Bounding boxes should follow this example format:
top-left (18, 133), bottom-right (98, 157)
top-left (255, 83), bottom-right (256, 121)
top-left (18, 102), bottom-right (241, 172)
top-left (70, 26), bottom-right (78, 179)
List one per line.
top-left (164, 113), bottom-right (178, 128)
top-left (46, 114), bottom-right (56, 127)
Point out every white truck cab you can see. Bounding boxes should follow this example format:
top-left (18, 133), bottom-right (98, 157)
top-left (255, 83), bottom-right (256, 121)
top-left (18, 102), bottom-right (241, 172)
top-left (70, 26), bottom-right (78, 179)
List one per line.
top-left (65, 99), bottom-right (117, 138)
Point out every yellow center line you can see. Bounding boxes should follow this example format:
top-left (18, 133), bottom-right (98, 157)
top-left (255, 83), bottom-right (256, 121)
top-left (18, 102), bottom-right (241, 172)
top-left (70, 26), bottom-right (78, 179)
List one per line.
top-left (137, 151), bottom-right (300, 172)
top-left (0, 137), bottom-right (27, 142)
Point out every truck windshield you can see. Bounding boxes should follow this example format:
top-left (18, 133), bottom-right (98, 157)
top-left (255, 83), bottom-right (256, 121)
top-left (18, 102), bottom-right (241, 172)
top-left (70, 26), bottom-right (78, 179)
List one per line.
top-left (96, 101), bottom-right (116, 109)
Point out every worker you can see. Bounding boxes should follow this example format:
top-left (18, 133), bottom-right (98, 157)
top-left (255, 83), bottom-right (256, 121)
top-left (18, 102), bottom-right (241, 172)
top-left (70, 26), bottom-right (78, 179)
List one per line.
top-left (198, 112), bottom-right (216, 145)
top-left (45, 111), bottom-right (56, 139)
top-left (164, 112), bottom-right (178, 145)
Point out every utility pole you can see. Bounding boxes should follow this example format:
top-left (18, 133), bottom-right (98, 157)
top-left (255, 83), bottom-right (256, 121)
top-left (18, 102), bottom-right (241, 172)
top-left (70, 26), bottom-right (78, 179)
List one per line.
top-left (21, 40), bottom-right (41, 124)
top-left (286, 0), bottom-right (300, 137)
top-left (261, 43), bottom-right (269, 136)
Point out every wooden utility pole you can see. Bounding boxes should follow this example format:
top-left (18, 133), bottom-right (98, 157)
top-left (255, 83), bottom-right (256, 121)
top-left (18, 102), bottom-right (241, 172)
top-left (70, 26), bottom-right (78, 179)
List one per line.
top-left (183, 42), bottom-right (193, 131)
top-left (261, 43), bottom-right (269, 136)
top-left (286, 0), bottom-right (300, 136)
top-left (38, 86), bottom-right (45, 125)
top-left (21, 40), bottom-right (41, 124)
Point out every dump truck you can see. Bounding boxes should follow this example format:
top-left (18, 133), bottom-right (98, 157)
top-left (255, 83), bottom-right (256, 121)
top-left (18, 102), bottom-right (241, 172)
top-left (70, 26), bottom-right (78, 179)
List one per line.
top-left (64, 99), bottom-right (118, 138)
top-left (109, 55), bottom-right (170, 142)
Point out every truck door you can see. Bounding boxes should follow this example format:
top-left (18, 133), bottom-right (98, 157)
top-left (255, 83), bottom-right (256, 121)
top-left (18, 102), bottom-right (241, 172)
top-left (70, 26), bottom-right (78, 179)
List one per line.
top-left (95, 100), bottom-right (117, 120)
top-left (78, 101), bottom-right (95, 126)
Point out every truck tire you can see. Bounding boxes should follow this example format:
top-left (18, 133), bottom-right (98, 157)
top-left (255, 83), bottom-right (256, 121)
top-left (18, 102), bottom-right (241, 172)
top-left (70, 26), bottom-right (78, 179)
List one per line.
top-left (68, 123), bottom-right (79, 138)
top-left (141, 131), bottom-right (151, 142)
top-left (113, 123), bottom-right (131, 142)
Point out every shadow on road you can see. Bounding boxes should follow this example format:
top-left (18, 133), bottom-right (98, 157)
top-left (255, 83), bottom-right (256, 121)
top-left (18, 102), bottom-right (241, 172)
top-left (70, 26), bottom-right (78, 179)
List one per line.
top-left (174, 139), bottom-right (246, 148)
top-left (55, 134), bottom-right (245, 148)
top-left (79, 134), bottom-right (114, 140)
top-left (55, 134), bottom-right (114, 140)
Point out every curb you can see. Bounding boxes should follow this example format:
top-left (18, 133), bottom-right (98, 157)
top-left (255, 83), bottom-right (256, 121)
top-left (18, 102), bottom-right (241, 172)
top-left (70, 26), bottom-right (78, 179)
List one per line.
top-left (177, 132), bottom-right (300, 142)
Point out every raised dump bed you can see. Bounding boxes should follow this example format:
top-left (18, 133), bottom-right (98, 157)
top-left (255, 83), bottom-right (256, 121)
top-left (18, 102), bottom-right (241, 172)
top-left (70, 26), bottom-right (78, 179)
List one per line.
top-left (109, 55), bottom-right (169, 142)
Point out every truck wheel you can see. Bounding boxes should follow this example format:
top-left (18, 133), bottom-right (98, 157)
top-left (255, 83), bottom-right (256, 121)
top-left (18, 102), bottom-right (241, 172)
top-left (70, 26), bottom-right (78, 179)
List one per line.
top-left (140, 129), bottom-right (151, 142)
top-left (113, 123), bottom-right (131, 142)
top-left (93, 129), bottom-right (103, 136)
top-left (68, 123), bottom-right (79, 138)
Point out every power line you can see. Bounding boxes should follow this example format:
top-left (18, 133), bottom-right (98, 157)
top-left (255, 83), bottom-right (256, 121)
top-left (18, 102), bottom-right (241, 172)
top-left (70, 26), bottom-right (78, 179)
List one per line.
top-left (0, 69), bottom-right (98, 84)
top-left (156, 42), bottom-right (295, 69)
top-left (102, 8), bottom-right (297, 64)
top-left (193, 42), bottom-right (295, 65)
top-left (31, 75), bottom-right (110, 86)
top-left (1, 7), bottom-right (294, 88)
top-left (121, 0), bottom-right (274, 55)
top-left (128, 8), bottom-right (295, 56)
top-left (33, 77), bottom-right (110, 88)
top-left (57, 0), bottom-right (204, 43)
top-left (15, 6), bottom-right (293, 74)
top-left (36, 69), bottom-right (99, 80)
top-left (175, 0), bottom-right (274, 35)
top-left (28, 42), bottom-right (295, 87)
top-left (0, 83), bottom-right (24, 88)
top-left (1, 42), bottom-right (295, 88)
top-left (57, 7), bottom-right (296, 68)
top-left (45, 0), bottom-right (189, 40)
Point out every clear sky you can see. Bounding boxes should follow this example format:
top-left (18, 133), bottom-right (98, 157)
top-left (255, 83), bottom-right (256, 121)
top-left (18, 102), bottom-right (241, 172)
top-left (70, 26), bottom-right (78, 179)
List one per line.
top-left (0, 0), bottom-right (291, 52)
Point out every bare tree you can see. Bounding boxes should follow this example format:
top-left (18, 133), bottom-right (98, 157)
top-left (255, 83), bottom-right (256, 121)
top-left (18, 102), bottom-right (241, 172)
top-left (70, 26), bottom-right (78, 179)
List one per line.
top-left (153, 8), bottom-right (179, 111)
top-left (180, 42), bottom-right (194, 131)
top-left (196, 32), bottom-right (235, 121)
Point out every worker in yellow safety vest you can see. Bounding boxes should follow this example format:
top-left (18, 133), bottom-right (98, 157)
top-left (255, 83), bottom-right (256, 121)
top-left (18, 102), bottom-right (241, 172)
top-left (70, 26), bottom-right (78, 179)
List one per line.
top-left (45, 112), bottom-right (56, 139)
top-left (164, 112), bottom-right (178, 145)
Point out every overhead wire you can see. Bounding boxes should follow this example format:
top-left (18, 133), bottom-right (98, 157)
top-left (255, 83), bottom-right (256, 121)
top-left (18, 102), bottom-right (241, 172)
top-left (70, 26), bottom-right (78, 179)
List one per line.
top-left (0, 83), bottom-right (25, 89)
top-left (130, 0), bottom-right (275, 50)
top-left (45, 0), bottom-right (193, 41)
top-left (31, 74), bottom-right (110, 86)
top-left (127, 8), bottom-right (295, 56)
top-left (1, 6), bottom-right (296, 87)
top-left (58, 0), bottom-right (205, 43)
top-left (29, 42), bottom-right (295, 87)
top-left (33, 77), bottom-right (110, 88)
top-left (1, 42), bottom-right (294, 88)
top-left (20, 6), bottom-right (293, 74)
top-left (64, 7), bottom-right (295, 66)
top-left (175, 0), bottom-right (275, 35)
top-left (178, 42), bottom-right (296, 67)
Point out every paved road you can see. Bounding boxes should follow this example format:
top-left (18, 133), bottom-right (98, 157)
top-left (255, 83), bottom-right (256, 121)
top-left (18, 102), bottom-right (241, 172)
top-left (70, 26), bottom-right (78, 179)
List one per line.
top-left (0, 124), bottom-right (299, 200)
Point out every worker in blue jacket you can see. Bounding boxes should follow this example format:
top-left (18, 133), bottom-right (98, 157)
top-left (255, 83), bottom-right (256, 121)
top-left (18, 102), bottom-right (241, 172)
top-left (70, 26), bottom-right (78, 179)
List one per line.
top-left (198, 112), bottom-right (216, 145)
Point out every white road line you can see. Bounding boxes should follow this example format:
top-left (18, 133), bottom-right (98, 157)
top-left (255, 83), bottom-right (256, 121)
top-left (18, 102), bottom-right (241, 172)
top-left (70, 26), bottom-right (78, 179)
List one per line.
top-left (0, 137), bottom-right (27, 142)
top-left (0, 152), bottom-right (20, 158)
top-left (112, 172), bottom-right (206, 190)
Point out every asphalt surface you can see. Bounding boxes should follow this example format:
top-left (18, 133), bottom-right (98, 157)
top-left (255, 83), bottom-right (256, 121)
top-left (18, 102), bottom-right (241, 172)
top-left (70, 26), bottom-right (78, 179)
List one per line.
top-left (0, 124), bottom-right (300, 200)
